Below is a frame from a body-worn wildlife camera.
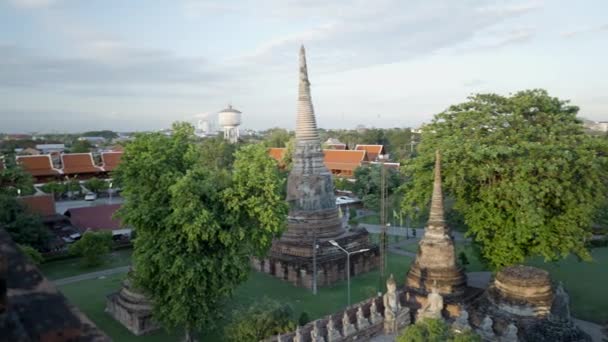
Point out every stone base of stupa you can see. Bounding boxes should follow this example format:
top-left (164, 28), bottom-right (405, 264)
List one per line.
top-left (105, 277), bottom-right (159, 336)
top-left (253, 228), bottom-right (379, 288)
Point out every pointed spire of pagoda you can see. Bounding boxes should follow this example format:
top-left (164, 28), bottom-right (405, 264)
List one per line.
top-left (428, 150), bottom-right (445, 225)
top-left (296, 45), bottom-right (320, 143)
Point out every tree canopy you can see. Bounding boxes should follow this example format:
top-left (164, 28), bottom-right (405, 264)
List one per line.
top-left (69, 231), bottom-right (113, 267)
top-left (401, 90), bottom-right (608, 269)
top-left (115, 123), bottom-right (288, 339)
top-left (353, 164), bottom-right (402, 211)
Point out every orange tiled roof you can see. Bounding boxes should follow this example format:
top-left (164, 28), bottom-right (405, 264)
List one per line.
top-left (101, 152), bottom-right (123, 172)
top-left (355, 144), bottom-right (384, 161)
top-left (61, 153), bottom-right (104, 175)
top-left (16, 155), bottom-right (62, 177)
top-left (268, 148), bottom-right (286, 163)
top-left (18, 194), bottom-right (56, 217)
top-left (323, 149), bottom-right (367, 172)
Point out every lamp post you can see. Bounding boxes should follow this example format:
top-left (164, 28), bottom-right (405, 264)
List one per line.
top-left (312, 231), bottom-right (318, 295)
top-left (329, 239), bottom-right (369, 306)
top-left (109, 182), bottom-right (113, 204)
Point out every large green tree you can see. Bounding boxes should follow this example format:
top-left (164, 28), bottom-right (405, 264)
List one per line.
top-left (402, 90), bottom-right (608, 269)
top-left (353, 164), bottom-right (402, 211)
top-left (69, 231), bottom-right (113, 267)
top-left (116, 123), bottom-right (287, 340)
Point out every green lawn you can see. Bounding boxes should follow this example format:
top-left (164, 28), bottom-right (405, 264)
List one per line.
top-left (358, 214), bottom-right (380, 224)
top-left (58, 252), bottom-right (414, 341)
top-left (40, 248), bottom-right (133, 280)
top-left (528, 247), bottom-right (608, 323)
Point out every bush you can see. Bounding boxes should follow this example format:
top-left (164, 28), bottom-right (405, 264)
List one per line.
top-left (84, 177), bottom-right (108, 194)
top-left (349, 207), bottom-right (357, 218)
top-left (458, 251), bottom-right (469, 268)
top-left (298, 312), bottom-right (310, 326)
top-left (225, 298), bottom-right (296, 342)
top-left (397, 319), bottom-right (481, 342)
top-left (18, 244), bottom-right (44, 265)
top-left (41, 182), bottom-right (66, 199)
top-left (68, 231), bottom-right (112, 267)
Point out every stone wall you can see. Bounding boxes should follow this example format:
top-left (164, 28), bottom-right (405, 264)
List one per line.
top-left (263, 289), bottom-right (411, 342)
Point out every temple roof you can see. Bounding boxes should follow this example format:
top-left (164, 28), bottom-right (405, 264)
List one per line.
top-left (16, 155), bottom-right (62, 177)
top-left (18, 194), bottom-right (56, 217)
top-left (355, 144), bottom-right (384, 161)
top-left (323, 149), bottom-right (367, 172)
top-left (101, 151), bottom-right (123, 172)
top-left (61, 153), bottom-right (104, 175)
top-left (65, 204), bottom-right (123, 231)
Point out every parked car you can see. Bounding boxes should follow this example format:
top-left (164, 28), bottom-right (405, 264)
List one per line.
top-left (84, 193), bottom-right (97, 201)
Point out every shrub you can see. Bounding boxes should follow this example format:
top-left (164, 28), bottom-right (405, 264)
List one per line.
top-left (18, 244), bottom-right (44, 265)
top-left (298, 312), bottom-right (310, 326)
top-left (68, 231), bottom-right (112, 267)
top-left (41, 182), bottom-right (66, 199)
top-left (458, 251), bottom-right (470, 268)
top-left (225, 298), bottom-right (296, 342)
top-left (397, 319), bottom-right (481, 342)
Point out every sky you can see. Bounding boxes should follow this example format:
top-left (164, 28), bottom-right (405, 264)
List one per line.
top-left (0, 0), bottom-right (607, 133)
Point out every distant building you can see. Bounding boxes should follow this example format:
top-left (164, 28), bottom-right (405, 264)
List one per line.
top-left (36, 143), bottom-right (65, 154)
top-left (218, 105), bottom-right (242, 143)
top-left (16, 155), bottom-right (63, 183)
top-left (78, 136), bottom-right (106, 145)
top-left (18, 147), bottom-right (40, 156)
top-left (3, 134), bottom-right (31, 140)
top-left (61, 153), bottom-right (104, 179)
top-left (65, 204), bottom-right (131, 238)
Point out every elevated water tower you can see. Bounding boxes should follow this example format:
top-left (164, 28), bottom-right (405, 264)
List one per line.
top-left (218, 104), bottom-right (242, 143)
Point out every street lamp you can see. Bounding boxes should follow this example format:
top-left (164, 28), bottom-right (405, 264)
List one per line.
top-left (329, 240), bottom-right (369, 306)
top-left (109, 182), bottom-right (113, 204)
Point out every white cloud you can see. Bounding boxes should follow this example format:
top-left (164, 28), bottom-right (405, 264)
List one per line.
top-left (561, 23), bottom-right (608, 38)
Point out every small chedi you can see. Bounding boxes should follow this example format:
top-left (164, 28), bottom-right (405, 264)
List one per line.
top-left (105, 269), bottom-right (159, 335)
top-left (254, 46), bottom-right (379, 288)
top-left (405, 151), bottom-right (467, 303)
top-left (468, 265), bottom-right (590, 341)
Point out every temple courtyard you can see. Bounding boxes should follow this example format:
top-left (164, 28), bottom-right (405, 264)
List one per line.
top-left (42, 244), bottom-right (608, 341)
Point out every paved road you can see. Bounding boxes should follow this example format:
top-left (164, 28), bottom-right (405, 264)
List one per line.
top-left (53, 265), bottom-right (130, 286)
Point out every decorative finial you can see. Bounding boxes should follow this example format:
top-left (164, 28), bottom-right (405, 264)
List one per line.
top-left (428, 150), bottom-right (445, 225)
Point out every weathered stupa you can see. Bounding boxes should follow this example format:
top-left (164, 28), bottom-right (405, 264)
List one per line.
top-left (406, 151), bottom-right (467, 302)
top-left (253, 46), bottom-right (379, 288)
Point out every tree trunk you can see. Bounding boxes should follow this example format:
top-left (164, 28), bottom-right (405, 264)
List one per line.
top-left (183, 329), bottom-right (197, 342)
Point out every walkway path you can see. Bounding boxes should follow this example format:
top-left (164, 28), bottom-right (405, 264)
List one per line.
top-left (53, 265), bottom-right (130, 286)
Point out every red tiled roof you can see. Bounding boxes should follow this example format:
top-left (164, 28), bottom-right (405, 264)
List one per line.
top-left (268, 148), bottom-right (286, 163)
top-left (61, 153), bottom-right (104, 175)
top-left (18, 194), bottom-right (56, 217)
top-left (323, 150), bottom-right (367, 172)
top-left (101, 152), bottom-right (123, 172)
top-left (65, 204), bottom-right (122, 231)
top-left (355, 145), bottom-right (384, 161)
top-left (16, 155), bottom-right (62, 177)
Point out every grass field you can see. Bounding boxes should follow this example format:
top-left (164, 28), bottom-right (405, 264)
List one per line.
top-left (57, 252), bottom-right (414, 341)
top-left (40, 248), bottom-right (133, 280)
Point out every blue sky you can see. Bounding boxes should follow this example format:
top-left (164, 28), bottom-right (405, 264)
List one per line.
top-left (0, 0), bottom-right (606, 132)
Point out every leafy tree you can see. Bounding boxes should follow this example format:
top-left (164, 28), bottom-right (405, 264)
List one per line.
top-left (397, 319), bottom-right (480, 342)
top-left (298, 312), bottom-right (310, 326)
top-left (18, 244), bottom-right (44, 265)
top-left (41, 181), bottom-right (67, 199)
top-left (84, 177), bottom-right (108, 194)
top-left (0, 164), bottom-right (35, 196)
top-left (116, 123), bottom-right (287, 341)
top-left (197, 136), bottom-right (237, 170)
top-left (70, 139), bottom-right (92, 153)
top-left (81, 130), bottom-right (118, 140)
top-left (69, 231), bottom-right (112, 267)
top-left (352, 164), bottom-right (401, 211)
top-left (225, 299), bottom-right (296, 342)
top-left (0, 196), bottom-right (48, 249)
top-left (66, 179), bottom-right (82, 197)
top-left (263, 127), bottom-right (292, 148)
top-left (401, 90), bottom-right (608, 269)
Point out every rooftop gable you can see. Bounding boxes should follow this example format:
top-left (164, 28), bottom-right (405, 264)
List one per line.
top-left (16, 155), bottom-right (62, 177)
top-left (61, 153), bottom-right (104, 175)
top-left (101, 151), bottom-right (123, 172)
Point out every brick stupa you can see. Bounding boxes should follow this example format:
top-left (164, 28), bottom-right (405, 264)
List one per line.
top-left (253, 46), bottom-right (379, 288)
top-left (406, 151), bottom-right (467, 301)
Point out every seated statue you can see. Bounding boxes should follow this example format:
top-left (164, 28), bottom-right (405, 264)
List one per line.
top-left (326, 317), bottom-right (342, 342)
top-left (500, 323), bottom-right (518, 342)
top-left (342, 311), bottom-right (357, 336)
top-left (356, 306), bottom-right (370, 329)
top-left (451, 307), bottom-right (471, 333)
top-left (476, 315), bottom-right (496, 341)
top-left (383, 274), bottom-right (412, 333)
top-left (370, 299), bottom-right (382, 324)
top-left (417, 285), bottom-right (444, 322)
top-left (310, 321), bottom-right (325, 342)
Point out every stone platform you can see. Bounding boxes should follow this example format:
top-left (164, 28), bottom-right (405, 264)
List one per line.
top-left (105, 276), bottom-right (159, 336)
top-left (254, 228), bottom-right (379, 288)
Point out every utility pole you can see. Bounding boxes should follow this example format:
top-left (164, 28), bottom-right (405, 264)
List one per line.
top-left (379, 156), bottom-right (388, 292)
top-left (312, 230), bottom-right (318, 295)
